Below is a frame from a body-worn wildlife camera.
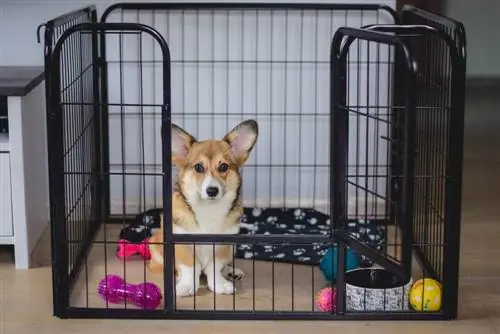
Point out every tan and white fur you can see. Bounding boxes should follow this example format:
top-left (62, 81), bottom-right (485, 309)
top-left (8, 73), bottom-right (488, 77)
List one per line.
top-left (148, 119), bottom-right (258, 297)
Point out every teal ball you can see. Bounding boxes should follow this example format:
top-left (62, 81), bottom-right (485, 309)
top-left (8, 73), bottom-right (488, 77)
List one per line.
top-left (319, 247), bottom-right (360, 282)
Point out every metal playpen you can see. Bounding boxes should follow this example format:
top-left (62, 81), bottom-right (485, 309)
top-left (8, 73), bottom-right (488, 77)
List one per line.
top-left (41, 2), bottom-right (466, 320)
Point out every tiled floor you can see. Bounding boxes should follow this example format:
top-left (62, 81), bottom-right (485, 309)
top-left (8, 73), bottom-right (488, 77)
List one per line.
top-left (0, 87), bottom-right (498, 333)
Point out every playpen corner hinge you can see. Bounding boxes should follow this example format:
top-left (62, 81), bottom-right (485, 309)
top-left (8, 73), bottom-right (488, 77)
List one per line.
top-left (96, 56), bottom-right (106, 68)
top-left (161, 104), bottom-right (171, 120)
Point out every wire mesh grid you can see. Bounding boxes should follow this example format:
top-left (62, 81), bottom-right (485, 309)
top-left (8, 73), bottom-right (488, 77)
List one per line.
top-left (400, 6), bottom-right (466, 284)
top-left (329, 26), bottom-right (417, 314)
top-left (329, 20), bottom-right (465, 318)
top-left (100, 5), bottom-right (396, 218)
top-left (88, 5), bottom-right (400, 316)
top-left (38, 6), bottom-right (96, 54)
top-left (342, 38), bottom-right (399, 261)
top-left (43, 6), bottom-right (99, 281)
top-left (59, 28), bottom-right (99, 279)
top-left (44, 3), bottom-right (465, 321)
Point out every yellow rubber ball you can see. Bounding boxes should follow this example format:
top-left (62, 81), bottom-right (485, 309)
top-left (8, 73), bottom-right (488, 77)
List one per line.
top-left (409, 278), bottom-right (442, 312)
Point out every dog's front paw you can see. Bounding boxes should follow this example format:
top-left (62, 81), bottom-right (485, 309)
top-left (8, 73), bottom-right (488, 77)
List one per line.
top-left (175, 263), bottom-right (201, 297)
top-left (176, 281), bottom-right (199, 297)
top-left (222, 265), bottom-right (245, 281)
top-left (209, 279), bottom-right (236, 295)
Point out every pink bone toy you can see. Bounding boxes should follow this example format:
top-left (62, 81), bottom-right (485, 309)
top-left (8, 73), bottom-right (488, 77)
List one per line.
top-left (98, 274), bottom-right (162, 310)
top-left (116, 239), bottom-right (151, 260)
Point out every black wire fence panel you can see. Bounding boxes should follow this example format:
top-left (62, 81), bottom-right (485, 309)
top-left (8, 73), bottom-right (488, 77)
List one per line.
top-left (100, 5), bottom-right (396, 219)
top-left (43, 3), bottom-right (465, 321)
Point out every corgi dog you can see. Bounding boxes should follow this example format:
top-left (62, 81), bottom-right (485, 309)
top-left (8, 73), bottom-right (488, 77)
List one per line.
top-left (148, 119), bottom-right (258, 297)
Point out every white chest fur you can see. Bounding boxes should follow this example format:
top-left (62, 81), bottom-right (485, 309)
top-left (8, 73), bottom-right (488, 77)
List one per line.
top-left (180, 181), bottom-right (240, 235)
top-left (189, 194), bottom-right (238, 234)
top-left (176, 191), bottom-right (240, 270)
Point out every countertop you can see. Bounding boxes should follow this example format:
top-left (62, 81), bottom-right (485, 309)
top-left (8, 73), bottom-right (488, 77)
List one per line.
top-left (0, 66), bottom-right (45, 96)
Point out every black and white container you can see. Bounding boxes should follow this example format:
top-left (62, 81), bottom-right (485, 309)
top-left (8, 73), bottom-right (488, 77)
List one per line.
top-left (345, 268), bottom-right (413, 312)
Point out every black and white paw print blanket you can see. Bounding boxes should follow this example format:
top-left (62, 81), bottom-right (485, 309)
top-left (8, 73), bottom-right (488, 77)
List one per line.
top-left (235, 207), bottom-right (387, 267)
top-left (117, 207), bottom-right (387, 267)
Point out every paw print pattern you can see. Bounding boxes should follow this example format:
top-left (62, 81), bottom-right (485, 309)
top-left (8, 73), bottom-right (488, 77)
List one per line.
top-left (140, 211), bottom-right (161, 229)
top-left (238, 244), bottom-right (252, 250)
top-left (293, 209), bottom-right (306, 220)
top-left (252, 208), bottom-right (263, 217)
top-left (264, 245), bottom-right (274, 252)
top-left (267, 216), bottom-right (278, 224)
top-left (243, 251), bottom-right (256, 259)
top-left (293, 248), bottom-right (307, 256)
top-left (142, 215), bottom-right (152, 225)
top-left (308, 217), bottom-right (318, 225)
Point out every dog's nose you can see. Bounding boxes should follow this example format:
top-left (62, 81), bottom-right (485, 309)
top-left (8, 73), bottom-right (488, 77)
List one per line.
top-left (206, 186), bottom-right (219, 198)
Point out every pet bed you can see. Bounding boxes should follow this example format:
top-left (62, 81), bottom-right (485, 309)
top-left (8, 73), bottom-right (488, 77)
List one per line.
top-left (118, 207), bottom-right (387, 267)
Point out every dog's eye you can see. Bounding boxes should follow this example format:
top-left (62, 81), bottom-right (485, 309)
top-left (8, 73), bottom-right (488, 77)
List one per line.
top-left (194, 163), bottom-right (204, 173)
top-left (218, 163), bottom-right (229, 173)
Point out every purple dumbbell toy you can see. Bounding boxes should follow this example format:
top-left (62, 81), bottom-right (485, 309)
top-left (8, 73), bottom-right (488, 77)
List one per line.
top-left (98, 274), bottom-right (162, 310)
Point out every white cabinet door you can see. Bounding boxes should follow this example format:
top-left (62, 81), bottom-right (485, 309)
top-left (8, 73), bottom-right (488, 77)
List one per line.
top-left (0, 153), bottom-right (13, 237)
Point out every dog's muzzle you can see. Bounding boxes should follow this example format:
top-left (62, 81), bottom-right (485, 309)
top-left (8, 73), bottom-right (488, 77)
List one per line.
top-left (200, 174), bottom-right (223, 200)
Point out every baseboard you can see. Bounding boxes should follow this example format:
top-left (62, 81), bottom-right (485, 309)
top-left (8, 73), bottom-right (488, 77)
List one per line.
top-left (108, 196), bottom-right (389, 221)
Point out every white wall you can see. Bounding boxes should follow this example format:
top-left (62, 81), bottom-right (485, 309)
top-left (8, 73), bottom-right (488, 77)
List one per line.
top-left (0, 0), bottom-right (394, 67)
top-left (444, 0), bottom-right (500, 77)
top-left (1, 0), bottom-right (396, 218)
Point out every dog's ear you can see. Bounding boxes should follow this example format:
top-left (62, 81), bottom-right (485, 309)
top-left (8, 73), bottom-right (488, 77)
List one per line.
top-left (223, 119), bottom-right (259, 165)
top-left (171, 123), bottom-right (196, 167)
